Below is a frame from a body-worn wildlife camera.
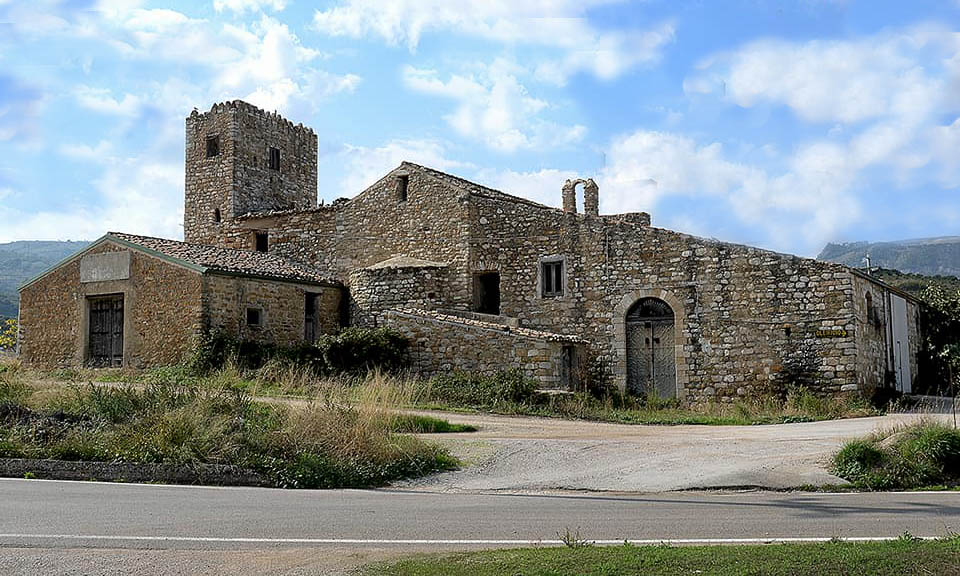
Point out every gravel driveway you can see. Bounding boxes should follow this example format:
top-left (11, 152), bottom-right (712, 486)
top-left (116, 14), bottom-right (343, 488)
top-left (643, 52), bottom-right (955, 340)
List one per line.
top-left (396, 411), bottom-right (952, 493)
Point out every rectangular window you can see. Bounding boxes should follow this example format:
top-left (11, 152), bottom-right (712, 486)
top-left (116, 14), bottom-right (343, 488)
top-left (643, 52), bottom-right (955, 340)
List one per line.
top-left (396, 174), bottom-right (409, 202)
top-left (542, 260), bottom-right (564, 298)
top-left (255, 231), bottom-right (269, 253)
top-left (246, 308), bottom-right (262, 327)
top-left (206, 135), bottom-right (220, 158)
top-left (304, 293), bottom-right (317, 343)
top-left (269, 147), bottom-right (281, 171)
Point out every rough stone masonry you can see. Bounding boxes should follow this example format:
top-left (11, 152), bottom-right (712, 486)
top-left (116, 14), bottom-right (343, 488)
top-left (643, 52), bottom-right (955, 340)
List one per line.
top-left (20, 100), bottom-right (927, 404)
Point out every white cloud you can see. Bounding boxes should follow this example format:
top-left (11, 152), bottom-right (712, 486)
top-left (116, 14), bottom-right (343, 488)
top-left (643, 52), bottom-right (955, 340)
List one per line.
top-left (330, 139), bottom-right (470, 196)
top-left (684, 26), bottom-right (952, 125)
top-left (213, 0), bottom-right (286, 14)
top-left (313, 0), bottom-right (672, 83)
top-left (74, 86), bottom-right (142, 117)
top-left (477, 168), bottom-right (580, 207)
top-left (403, 61), bottom-right (585, 152)
top-left (599, 130), bottom-right (860, 254)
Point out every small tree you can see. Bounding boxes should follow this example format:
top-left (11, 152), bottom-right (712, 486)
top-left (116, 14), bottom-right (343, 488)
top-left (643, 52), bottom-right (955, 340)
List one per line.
top-left (0, 318), bottom-right (17, 351)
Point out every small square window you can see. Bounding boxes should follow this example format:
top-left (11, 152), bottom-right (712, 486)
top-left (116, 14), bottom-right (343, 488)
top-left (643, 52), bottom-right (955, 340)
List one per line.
top-left (542, 260), bottom-right (564, 298)
top-left (269, 147), bottom-right (281, 171)
top-left (246, 308), bottom-right (262, 327)
top-left (255, 231), bottom-right (268, 253)
top-left (206, 135), bottom-right (220, 158)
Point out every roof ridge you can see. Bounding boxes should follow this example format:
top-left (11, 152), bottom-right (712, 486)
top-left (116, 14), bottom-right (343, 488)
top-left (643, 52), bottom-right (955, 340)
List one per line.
top-left (400, 162), bottom-right (553, 210)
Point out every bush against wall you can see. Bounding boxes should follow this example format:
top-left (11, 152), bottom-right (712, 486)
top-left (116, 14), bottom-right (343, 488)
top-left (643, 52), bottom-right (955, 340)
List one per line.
top-left (190, 327), bottom-right (409, 375)
top-left (0, 319), bottom-right (16, 351)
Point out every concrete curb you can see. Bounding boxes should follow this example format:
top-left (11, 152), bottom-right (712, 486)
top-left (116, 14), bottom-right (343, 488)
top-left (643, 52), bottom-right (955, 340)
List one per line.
top-left (0, 458), bottom-right (271, 487)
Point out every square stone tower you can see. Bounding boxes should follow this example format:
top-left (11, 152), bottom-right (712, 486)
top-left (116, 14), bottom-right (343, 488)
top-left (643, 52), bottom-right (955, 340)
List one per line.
top-left (184, 100), bottom-right (317, 244)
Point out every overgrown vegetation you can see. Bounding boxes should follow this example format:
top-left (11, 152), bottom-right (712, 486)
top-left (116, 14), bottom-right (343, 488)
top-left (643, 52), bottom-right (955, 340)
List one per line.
top-left (832, 420), bottom-right (960, 490)
top-left (0, 362), bottom-right (456, 488)
top-left (365, 537), bottom-right (960, 576)
top-left (416, 370), bottom-right (878, 426)
top-left (0, 318), bottom-right (16, 351)
top-left (189, 326), bottom-right (410, 376)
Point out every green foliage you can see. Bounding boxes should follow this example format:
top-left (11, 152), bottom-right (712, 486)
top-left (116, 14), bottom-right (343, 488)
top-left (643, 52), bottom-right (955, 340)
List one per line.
top-left (832, 421), bottom-right (960, 490)
top-left (917, 284), bottom-right (960, 395)
top-left (423, 370), bottom-right (538, 409)
top-left (0, 372), bottom-right (454, 489)
top-left (391, 414), bottom-right (477, 434)
top-left (189, 327), bottom-right (410, 376)
top-left (0, 318), bottom-right (17, 350)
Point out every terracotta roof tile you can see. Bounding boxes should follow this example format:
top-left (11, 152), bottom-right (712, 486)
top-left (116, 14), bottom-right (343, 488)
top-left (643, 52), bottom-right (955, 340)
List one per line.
top-left (107, 232), bottom-right (338, 286)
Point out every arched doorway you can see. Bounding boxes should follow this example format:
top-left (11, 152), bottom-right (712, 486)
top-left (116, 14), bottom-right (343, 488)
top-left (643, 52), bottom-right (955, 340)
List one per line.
top-left (626, 297), bottom-right (676, 398)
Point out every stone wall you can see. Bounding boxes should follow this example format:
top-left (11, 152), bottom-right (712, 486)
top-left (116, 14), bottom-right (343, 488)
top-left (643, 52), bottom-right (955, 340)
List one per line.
top-left (204, 274), bottom-right (341, 346)
top-left (19, 241), bottom-right (204, 368)
top-left (349, 263), bottom-right (448, 326)
top-left (385, 309), bottom-right (583, 388)
top-left (223, 166), bottom-right (474, 304)
top-left (465, 191), bottom-right (864, 402)
top-left (185, 101), bottom-right (317, 244)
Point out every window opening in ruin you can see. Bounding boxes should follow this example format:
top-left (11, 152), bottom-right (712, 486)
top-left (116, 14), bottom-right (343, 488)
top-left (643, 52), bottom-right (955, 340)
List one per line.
top-left (87, 294), bottom-right (124, 368)
top-left (206, 135), bottom-right (220, 158)
top-left (542, 259), bottom-right (564, 297)
top-left (473, 272), bottom-right (500, 315)
top-left (396, 174), bottom-right (409, 202)
top-left (865, 292), bottom-right (875, 325)
top-left (304, 293), bottom-right (317, 343)
top-left (213, 208), bottom-right (221, 223)
top-left (255, 231), bottom-right (269, 253)
top-left (246, 308), bottom-right (262, 327)
top-left (269, 147), bottom-right (281, 171)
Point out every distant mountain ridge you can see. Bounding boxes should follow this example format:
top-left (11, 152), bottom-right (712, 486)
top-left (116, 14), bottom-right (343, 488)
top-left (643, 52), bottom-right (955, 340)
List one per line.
top-left (818, 237), bottom-right (960, 278)
top-left (0, 240), bottom-right (90, 319)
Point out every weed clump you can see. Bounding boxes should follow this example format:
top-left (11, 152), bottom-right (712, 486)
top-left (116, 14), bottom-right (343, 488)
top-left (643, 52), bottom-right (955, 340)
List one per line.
top-left (832, 421), bottom-right (960, 490)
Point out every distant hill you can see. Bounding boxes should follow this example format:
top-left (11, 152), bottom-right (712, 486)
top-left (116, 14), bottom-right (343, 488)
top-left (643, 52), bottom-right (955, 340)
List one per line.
top-left (0, 241), bottom-right (90, 319)
top-left (866, 268), bottom-right (960, 298)
top-left (818, 237), bottom-right (960, 278)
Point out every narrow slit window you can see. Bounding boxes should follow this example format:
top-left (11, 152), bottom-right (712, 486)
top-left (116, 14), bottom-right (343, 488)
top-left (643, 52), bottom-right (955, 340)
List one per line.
top-left (255, 231), bottom-right (269, 253)
top-left (396, 175), bottom-right (409, 202)
top-left (542, 260), bottom-right (564, 298)
top-left (213, 208), bottom-right (221, 223)
top-left (206, 135), bottom-right (220, 158)
top-left (269, 147), bottom-right (281, 171)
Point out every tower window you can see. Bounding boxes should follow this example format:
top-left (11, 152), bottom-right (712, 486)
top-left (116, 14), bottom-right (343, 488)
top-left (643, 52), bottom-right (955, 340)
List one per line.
top-left (269, 147), bottom-right (281, 171)
top-left (255, 231), bottom-right (269, 253)
top-left (396, 175), bottom-right (409, 202)
top-left (246, 308), bottom-right (262, 327)
top-left (206, 135), bottom-right (220, 158)
top-left (213, 208), bottom-right (221, 223)
top-left (541, 259), bottom-right (564, 298)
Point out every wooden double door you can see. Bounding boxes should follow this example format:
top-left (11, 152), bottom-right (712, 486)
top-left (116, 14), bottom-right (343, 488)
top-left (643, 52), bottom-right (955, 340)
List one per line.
top-left (88, 295), bottom-right (124, 367)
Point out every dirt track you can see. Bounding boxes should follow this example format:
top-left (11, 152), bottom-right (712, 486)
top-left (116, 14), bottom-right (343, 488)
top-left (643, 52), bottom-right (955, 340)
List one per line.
top-left (396, 411), bottom-right (953, 492)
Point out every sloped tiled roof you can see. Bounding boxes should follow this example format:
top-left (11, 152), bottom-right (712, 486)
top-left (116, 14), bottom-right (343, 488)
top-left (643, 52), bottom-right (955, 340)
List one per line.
top-left (107, 232), bottom-right (338, 286)
top-left (389, 308), bottom-right (587, 344)
top-left (364, 255), bottom-right (448, 270)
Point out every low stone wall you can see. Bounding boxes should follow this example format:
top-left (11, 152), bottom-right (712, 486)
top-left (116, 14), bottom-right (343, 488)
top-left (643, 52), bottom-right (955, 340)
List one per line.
top-left (0, 458), bottom-right (270, 487)
top-left (384, 308), bottom-right (584, 389)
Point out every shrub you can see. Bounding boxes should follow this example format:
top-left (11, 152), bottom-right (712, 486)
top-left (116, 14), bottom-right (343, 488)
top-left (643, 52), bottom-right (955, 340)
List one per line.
top-left (424, 370), bottom-right (538, 409)
top-left (188, 327), bottom-right (409, 376)
top-left (832, 421), bottom-right (960, 490)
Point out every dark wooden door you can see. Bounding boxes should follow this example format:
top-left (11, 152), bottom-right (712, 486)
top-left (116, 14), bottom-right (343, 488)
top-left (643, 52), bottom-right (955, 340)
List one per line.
top-left (89, 295), bottom-right (124, 367)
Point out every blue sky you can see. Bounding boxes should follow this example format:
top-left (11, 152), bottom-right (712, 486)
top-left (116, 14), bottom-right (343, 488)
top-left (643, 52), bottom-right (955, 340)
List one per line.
top-left (0, 0), bottom-right (958, 256)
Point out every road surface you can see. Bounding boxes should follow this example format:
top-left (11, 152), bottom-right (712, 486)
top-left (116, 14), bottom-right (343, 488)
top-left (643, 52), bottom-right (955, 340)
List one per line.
top-left (0, 478), bottom-right (958, 574)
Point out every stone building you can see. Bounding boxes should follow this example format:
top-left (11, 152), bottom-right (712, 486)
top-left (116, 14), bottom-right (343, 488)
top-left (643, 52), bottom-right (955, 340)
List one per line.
top-left (19, 100), bottom-right (926, 402)
top-left (19, 232), bottom-right (342, 368)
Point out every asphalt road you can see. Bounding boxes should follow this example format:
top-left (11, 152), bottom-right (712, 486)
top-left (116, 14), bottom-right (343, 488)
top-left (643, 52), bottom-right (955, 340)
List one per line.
top-left (1, 479), bottom-right (958, 574)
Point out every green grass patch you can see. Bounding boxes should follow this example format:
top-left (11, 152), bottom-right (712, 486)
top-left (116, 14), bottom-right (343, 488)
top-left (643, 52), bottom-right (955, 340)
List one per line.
top-left (365, 538), bottom-right (960, 576)
top-left (832, 420), bottom-right (960, 490)
top-left (0, 365), bottom-right (456, 488)
top-left (392, 414), bottom-right (478, 434)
